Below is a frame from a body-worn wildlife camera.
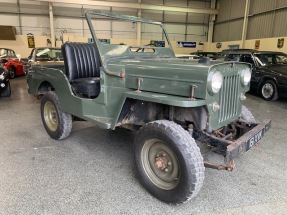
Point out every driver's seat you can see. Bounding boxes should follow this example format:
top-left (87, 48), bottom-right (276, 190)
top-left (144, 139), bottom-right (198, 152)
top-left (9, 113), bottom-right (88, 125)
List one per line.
top-left (61, 42), bottom-right (101, 98)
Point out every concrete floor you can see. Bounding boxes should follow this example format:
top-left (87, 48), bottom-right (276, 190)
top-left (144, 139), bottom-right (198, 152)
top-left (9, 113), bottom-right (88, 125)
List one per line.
top-left (0, 76), bottom-right (287, 215)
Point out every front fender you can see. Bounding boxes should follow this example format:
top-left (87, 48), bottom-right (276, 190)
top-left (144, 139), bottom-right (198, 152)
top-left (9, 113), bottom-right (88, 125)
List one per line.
top-left (110, 90), bottom-right (206, 129)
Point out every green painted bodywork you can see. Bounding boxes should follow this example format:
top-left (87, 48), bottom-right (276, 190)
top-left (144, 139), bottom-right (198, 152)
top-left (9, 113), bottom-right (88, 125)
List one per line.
top-left (26, 10), bottom-right (251, 131)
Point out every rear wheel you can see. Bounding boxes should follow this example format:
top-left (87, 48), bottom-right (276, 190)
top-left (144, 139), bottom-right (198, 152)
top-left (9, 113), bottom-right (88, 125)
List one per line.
top-left (9, 67), bottom-right (16, 79)
top-left (134, 120), bottom-right (205, 204)
top-left (41, 91), bottom-right (72, 140)
top-left (0, 81), bottom-right (11, 97)
top-left (260, 80), bottom-right (278, 101)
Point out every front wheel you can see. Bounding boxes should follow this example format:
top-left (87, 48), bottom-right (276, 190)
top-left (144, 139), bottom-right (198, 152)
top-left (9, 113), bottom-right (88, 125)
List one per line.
top-left (260, 80), bottom-right (278, 101)
top-left (41, 91), bottom-right (72, 140)
top-left (9, 67), bottom-right (16, 79)
top-left (134, 120), bottom-right (205, 204)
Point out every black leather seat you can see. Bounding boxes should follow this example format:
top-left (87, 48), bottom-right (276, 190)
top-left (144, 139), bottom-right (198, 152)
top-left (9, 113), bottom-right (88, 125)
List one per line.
top-left (62, 42), bottom-right (101, 98)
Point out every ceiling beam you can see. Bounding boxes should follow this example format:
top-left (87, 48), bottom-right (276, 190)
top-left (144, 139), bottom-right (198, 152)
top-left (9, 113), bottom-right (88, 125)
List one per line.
top-left (34, 0), bottom-right (218, 15)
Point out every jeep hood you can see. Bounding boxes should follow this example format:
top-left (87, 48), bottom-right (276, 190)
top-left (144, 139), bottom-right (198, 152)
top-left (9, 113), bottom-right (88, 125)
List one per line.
top-left (107, 58), bottom-right (219, 99)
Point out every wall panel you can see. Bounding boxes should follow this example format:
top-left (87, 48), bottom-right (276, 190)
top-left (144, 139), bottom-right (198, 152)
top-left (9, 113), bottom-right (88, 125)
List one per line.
top-left (249, 0), bottom-right (276, 14)
top-left (213, 23), bottom-right (228, 42)
top-left (227, 19), bottom-right (243, 41)
top-left (186, 25), bottom-right (208, 41)
top-left (141, 11), bottom-right (163, 22)
top-left (21, 15), bottom-right (50, 35)
top-left (229, 0), bottom-right (245, 19)
top-left (0, 14), bottom-right (20, 34)
top-left (273, 8), bottom-right (287, 37)
top-left (216, 0), bottom-right (231, 22)
top-left (188, 13), bottom-right (208, 24)
top-left (247, 13), bottom-right (273, 39)
top-left (164, 11), bottom-right (186, 23)
top-left (276, 0), bottom-right (287, 7)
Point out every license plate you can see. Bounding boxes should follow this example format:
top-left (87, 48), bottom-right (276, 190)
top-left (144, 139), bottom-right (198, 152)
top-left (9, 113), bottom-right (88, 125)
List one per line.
top-left (246, 122), bottom-right (270, 151)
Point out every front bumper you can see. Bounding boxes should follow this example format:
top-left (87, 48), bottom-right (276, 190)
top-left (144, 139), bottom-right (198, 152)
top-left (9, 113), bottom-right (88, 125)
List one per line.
top-left (225, 119), bottom-right (271, 162)
top-left (193, 119), bottom-right (271, 170)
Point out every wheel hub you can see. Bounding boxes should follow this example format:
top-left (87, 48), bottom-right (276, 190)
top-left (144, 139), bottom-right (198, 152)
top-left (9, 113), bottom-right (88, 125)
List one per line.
top-left (44, 101), bottom-right (58, 132)
top-left (141, 139), bottom-right (180, 190)
top-left (154, 154), bottom-right (169, 170)
top-left (262, 83), bottom-right (273, 98)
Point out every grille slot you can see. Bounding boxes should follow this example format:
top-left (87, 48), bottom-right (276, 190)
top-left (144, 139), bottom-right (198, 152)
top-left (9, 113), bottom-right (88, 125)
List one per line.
top-left (218, 75), bottom-right (240, 123)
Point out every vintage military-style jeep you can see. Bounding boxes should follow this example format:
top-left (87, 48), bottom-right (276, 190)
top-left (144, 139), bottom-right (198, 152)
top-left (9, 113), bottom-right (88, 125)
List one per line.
top-left (26, 10), bottom-right (271, 204)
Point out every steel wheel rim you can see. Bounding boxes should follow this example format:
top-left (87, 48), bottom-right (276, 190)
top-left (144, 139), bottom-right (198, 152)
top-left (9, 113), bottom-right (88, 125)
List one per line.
top-left (141, 138), bottom-right (180, 190)
top-left (44, 101), bottom-right (58, 132)
top-left (262, 83), bottom-right (274, 99)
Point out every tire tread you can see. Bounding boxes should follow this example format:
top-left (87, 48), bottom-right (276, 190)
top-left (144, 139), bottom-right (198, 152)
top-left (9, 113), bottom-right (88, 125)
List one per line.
top-left (136, 120), bottom-right (205, 204)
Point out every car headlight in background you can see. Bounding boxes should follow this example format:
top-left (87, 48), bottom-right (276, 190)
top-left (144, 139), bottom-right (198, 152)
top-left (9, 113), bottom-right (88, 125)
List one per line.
top-left (207, 71), bottom-right (223, 94)
top-left (241, 68), bottom-right (251, 86)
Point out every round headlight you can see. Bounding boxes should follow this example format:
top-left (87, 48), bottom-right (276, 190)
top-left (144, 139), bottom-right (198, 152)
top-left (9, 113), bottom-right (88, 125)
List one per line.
top-left (208, 71), bottom-right (223, 94)
top-left (241, 68), bottom-right (251, 86)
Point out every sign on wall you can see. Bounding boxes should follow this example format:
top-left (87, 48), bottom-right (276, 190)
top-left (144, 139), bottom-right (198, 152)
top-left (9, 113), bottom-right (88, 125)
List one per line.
top-left (27, 33), bottom-right (35, 48)
top-left (88, 38), bottom-right (111, 44)
top-left (277, 38), bottom-right (284, 49)
top-left (216, 42), bottom-right (222, 49)
top-left (255, 40), bottom-right (260, 49)
top-left (177, 41), bottom-right (196, 48)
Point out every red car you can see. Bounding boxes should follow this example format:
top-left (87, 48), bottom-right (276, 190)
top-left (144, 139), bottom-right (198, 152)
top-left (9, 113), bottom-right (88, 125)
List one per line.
top-left (0, 48), bottom-right (25, 79)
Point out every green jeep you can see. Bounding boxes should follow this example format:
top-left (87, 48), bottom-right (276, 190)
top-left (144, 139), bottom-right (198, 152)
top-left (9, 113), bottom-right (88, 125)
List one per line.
top-left (26, 10), bottom-right (271, 204)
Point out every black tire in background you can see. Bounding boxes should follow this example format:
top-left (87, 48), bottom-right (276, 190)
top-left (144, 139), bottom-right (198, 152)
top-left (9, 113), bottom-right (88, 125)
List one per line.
top-left (9, 67), bottom-right (16, 79)
top-left (0, 81), bottom-right (11, 97)
top-left (134, 120), bottom-right (205, 204)
top-left (40, 91), bottom-right (72, 140)
top-left (260, 80), bottom-right (278, 101)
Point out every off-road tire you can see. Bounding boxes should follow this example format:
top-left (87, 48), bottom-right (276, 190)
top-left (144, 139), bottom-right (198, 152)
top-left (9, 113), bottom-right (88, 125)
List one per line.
top-left (260, 80), bottom-right (278, 101)
top-left (241, 105), bottom-right (256, 124)
top-left (134, 120), bottom-right (205, 204)
top-left (9, 67), bottom-right (16, 79)
top-left (1, 81), bottom-right (11, 97)
top-left (41, 91), bottom-right (72, 140)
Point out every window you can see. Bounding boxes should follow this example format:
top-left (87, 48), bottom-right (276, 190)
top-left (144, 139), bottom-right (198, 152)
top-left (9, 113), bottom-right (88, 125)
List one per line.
top-left (241, 54), bottom-right (254, 65)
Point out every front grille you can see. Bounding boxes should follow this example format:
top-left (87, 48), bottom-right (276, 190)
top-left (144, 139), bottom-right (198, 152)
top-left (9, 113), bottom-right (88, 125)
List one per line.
top-left (218, 74), bottom-right (240, 123)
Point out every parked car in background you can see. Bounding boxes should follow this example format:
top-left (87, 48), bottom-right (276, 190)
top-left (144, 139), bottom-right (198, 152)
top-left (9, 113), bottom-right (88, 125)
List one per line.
top-left (225, 50), bottom-right (287, 101)
top-left (24, 47), bottom-right (64, 73)
top-left (191, 51), bottom-right (222, 60)
top-left (0, 63), bottom-right (11, 97)
top-left (0, 48), bottom-right (25, 79)
top-left (175, 54), bottom-right (200, 60)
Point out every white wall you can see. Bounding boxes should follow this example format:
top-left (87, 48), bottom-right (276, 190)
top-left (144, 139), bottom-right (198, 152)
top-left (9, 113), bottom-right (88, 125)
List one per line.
top-left (0, 35), bottom-right (51, 57)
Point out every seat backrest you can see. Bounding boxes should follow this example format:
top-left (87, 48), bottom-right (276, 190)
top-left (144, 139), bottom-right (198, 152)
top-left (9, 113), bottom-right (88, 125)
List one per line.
top-left (62, 42), bottom-right (101, 81)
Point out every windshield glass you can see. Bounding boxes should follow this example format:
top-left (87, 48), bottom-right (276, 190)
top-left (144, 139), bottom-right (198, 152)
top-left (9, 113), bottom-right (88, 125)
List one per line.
top-left (35, 48), bottom-right (63, 61)
top-left (86, 10), bottom-right (175, 61)
top-left (0, 48), bottom-right (16, 58)
top-left (254, 53), bottom-right (287, 66)
top-left (89, 12), bottom-right (170, 48)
